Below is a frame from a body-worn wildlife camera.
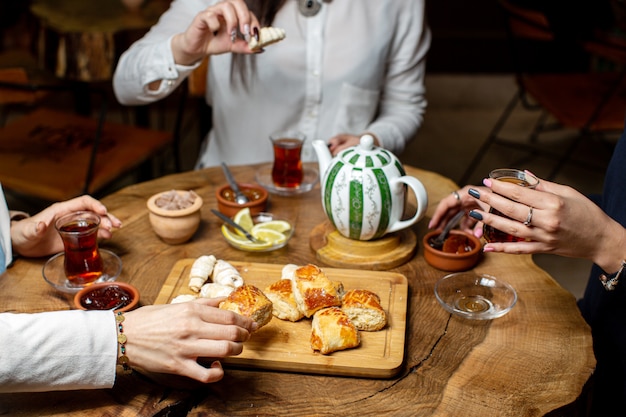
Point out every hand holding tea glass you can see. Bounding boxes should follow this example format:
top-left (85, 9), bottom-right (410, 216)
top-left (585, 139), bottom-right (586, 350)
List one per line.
top-left (10, 195), bottom-right (121, 259)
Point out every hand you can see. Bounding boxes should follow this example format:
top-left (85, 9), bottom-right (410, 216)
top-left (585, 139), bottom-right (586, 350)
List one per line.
top-left (123, 298), bottom-right (257, 383)
top-left (327, 133), bottom-right (383, 156)
top-left (10, 195), bottom-right (122, 258)
top-left (470, 173), bottom-right (626, 273)
top-left (171, 0), bottom-right (262, 65)
top-left (428, 185), bottom-right (490, 237)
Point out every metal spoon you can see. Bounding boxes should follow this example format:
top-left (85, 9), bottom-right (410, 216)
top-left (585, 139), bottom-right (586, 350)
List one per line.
top-left (429, 211), bottom-right (465, 250)
top-left (210, 209), bottom-right (264, 243)
top-left (221, 163), bottom-right (249, 204)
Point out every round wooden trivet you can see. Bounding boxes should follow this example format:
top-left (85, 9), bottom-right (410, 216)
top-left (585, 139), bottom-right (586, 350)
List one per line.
top-left (309, 221), bottom-right (417, 270)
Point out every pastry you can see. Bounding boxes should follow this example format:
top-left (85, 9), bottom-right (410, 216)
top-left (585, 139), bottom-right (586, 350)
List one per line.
top-left (188, 255), bottom-right (217, 293)
top-left (291, 264), bottom-right (343, 318)
top-left (212, 259), bottom-right (244, 288)
top-left (310, 307), bottom-right (360, 354)
top-left (171, 294), bottom-right (198, 304)
top-left (341, 289), bottom-right (387, 331)
top-left (248, 26), bottom-right (286, 51)
top-left (265, 279), bottom-right (305, 322)
top-left (200, 282), bottom-right (235, 299)
top-left (219, 284), bottom-right (273, 329)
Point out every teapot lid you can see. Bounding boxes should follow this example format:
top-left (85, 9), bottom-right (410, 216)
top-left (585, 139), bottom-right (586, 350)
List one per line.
top-left (339, 134), bottom-right (396, 168)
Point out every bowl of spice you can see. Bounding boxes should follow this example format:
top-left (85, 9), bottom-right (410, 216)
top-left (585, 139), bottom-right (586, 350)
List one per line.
top-left (216, 183), bottom-right (268, 217)
top-left (423, 229), bottom-right (482, 272)
top-left (147, 189), bottom-right (203, 244)
top-left (74, 282), bottom-right (139, 313)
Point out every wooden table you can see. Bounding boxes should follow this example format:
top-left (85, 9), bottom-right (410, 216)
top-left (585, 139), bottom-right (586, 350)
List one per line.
top-left (0, 164), bottom-right (595, 416)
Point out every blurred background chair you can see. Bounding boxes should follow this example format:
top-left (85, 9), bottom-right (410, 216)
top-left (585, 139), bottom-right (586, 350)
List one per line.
top-left (0, 67), bottom-right (177, 204)
top-left (459, 0), bottom-right (626, 184)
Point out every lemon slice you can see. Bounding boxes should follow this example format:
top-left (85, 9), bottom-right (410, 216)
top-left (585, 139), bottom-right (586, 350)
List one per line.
top-left (251, 228), bottom-right (287, 245)
top-left (233, 208), bottom-right (254, 237)
top-left (221, 225), bottom-right (273, 250)
top-left (251, 220), bottom-right (292, 234)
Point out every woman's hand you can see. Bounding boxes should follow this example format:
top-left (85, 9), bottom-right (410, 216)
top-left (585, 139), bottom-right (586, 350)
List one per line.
top-left (171, 0), bottom-right (262, 65)
top-left (429, 185), bottom-right (490, 237)
top-left (123, 298), bottom-right (257, 383)
top-left (471, 173), bottom-right (626, 274)
top-left (10, 195), bottom-right (121, 258)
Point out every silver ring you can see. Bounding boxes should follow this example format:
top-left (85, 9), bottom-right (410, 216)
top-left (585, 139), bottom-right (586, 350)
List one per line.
top-left (452, 191), bottom-right (461, 202)
top-left (523, 207), bottom-right (534, 226)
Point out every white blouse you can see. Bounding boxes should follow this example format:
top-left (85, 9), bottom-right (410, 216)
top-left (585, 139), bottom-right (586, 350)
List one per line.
top-left (113, 0), bottom-right (430, 167)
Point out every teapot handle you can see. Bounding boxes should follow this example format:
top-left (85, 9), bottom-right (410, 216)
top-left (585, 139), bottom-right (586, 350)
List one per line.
top-left (387, 176), bottom-right (429, 234)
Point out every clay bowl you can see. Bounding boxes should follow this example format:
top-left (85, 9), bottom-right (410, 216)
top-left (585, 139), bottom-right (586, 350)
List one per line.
top-left (74, 282), bottom-right (140, 313)
top-left (423, 229), bottom-right (482, 272)
top-left (216, 183), bottom-right (268, 217)
top-left (146, 190), bottom-right (203, 244)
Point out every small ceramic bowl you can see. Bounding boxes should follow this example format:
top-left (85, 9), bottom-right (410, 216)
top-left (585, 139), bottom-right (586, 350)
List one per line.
top-left (147, 190), bottom-right (203, 244)
top-left (74, 282), bottom-right (140, 313)
top-left (216, 183), bottom-right (268, 217)
top-left (423, 229), bottom-right (482, 272)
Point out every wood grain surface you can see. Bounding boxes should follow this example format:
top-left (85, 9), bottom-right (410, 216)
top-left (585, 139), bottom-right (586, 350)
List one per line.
top-left (0, 163), bottom-right (595, 417)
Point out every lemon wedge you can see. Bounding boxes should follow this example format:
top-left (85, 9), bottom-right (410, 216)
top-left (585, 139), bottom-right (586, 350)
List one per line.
top-left (233, 208), bottom-right (254, 237)
top-left (251, 220), bottom-right (292, 234)
top-left (251, 228), bottom-right (287, 245)
top-left (221, 225), bottom-right (273, 250)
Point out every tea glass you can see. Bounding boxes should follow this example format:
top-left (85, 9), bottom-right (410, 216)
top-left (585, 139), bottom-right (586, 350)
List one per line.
top-left (270, 131), bottom-right (305, 188)
top-left (55, 211), bottom-right (103, 286)
top-left (483, 168), bottom-right (539, 243)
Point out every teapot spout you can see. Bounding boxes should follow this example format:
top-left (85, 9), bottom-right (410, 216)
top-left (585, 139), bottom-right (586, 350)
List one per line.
top-left (312, 139), bottom-right (332, 176)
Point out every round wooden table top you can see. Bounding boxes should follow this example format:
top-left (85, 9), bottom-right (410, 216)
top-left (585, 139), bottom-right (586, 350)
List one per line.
top-left (0, 163), bottom-right (595, 416)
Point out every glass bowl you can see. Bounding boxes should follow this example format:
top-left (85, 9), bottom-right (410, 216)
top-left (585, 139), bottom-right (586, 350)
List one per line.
top-left (220, 212), bottom-right (294, 252)
top-left (42, 249), bottom-right (122, 294)
top-left (434, 272), bottom-right (518, 320)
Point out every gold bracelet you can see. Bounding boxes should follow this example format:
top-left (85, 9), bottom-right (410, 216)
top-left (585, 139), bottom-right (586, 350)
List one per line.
top-left (599, 260), bottom-right (626, 291)
top-left (115, 312), bottom-right (132, 374)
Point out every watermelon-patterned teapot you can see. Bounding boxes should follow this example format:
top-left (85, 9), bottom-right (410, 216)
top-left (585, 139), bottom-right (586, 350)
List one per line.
top-left (312, 135), bottom-right (428, 241)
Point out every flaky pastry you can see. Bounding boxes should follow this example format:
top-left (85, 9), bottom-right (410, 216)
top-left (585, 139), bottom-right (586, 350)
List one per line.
top-left (248, 26), bottom-right (286, 51)
top-left (219, 284), bottom-right (273, 329)
top-left (310, 307), bottom-right (360, 354)
top-left (291, 264), bottom-right (343, 318)
top-left (341, 289), bottom-right (387, 331)
top-left (265, 279), bottom-right (305, 322)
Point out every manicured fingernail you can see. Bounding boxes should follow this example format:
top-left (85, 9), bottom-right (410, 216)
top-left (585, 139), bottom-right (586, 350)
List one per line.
top-left (468, 188), bottom-right (480, 199)
top-left (243, 24), bottom-right (250, 42)
top-left (483, 178), bottom-right (493, 187)
top-left (253, 26), bottom-right (259, 40)
top-left (469, 210), bottom-right (483, 221)
top-left (483, 245), bottom-right (495, 252)
top-left (230, 28), bottom-right (237, 43)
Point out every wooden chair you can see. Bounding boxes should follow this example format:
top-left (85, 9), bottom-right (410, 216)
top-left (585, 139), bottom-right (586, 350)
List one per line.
top-left (0, 67), bottom-right (175, 202)
top-left (459, 0), bottom-right (626, 184)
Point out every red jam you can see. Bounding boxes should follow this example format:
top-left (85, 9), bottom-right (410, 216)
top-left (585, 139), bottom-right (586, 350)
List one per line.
top-left (442, 235), bottom-right (474, 254)
top-left (80, 285), bottom-right (134, 310)
top-left (220, 187), bottom-right (263, 203)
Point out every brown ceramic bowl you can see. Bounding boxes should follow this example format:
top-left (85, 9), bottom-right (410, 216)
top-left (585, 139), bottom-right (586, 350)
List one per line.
top-left (74, 282), bottom-right (140, 313)
top-left (147, 190), bottom-right (203, 244)
top-left (423, 229), bottom-right (482, 272)
top-left (216, 183), bottom-right (269, 217)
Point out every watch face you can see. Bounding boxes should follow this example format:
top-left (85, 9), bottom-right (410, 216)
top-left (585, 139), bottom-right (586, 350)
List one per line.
top-left (299, 0), bottom-right (321, 17)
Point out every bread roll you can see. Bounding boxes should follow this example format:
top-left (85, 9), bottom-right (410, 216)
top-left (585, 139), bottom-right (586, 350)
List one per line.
top-left (188, 255), bottom-right (217, 292)
top-left (291, 264), bottom-right (342, 318)
top-left (310, 307), bottom-right (360, 354)
top-left (341, 289), bottom-right (387, 331)
top-left (200, 282), bottom-right (235, 299)
top-left (248, 26), bottom-right (286, 51)
top-left (265, 279), bottom-right (305, 322)
top-left (219, 284), bottom-right (273, 329)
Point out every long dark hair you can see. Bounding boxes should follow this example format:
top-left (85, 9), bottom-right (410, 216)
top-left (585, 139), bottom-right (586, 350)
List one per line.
top-left (231, 0), bottom-right (288, 88)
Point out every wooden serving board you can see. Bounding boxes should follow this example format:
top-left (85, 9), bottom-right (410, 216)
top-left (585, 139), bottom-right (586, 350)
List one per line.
top-left (155, 260), bottom-right (408, 378)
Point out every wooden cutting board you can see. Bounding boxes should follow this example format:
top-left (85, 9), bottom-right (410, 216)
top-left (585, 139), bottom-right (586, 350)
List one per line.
top-left (155, 259), bottom-right (408, 378)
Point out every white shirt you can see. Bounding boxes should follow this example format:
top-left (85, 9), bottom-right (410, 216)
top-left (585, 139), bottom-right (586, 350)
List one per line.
top-left (0, 184), bottom-right (118, 392)
top-left (113, 0), bottom-right (430, 167)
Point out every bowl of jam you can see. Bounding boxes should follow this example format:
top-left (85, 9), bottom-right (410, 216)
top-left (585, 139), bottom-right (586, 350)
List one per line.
top-left (216, 183), bottom-right (268, 217)
top-left (74, 282), bottom-right (140, 313)
top-left (423, 229), bottom-right (482, 272)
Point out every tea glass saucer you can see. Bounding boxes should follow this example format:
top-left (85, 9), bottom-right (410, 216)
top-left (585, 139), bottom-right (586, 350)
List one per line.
top-left (434, 272), bottom-right (518, 320)
top-left (42, 249), bottom-right (123, 294)
top-left (255, 163), bottom-right (319, 196)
